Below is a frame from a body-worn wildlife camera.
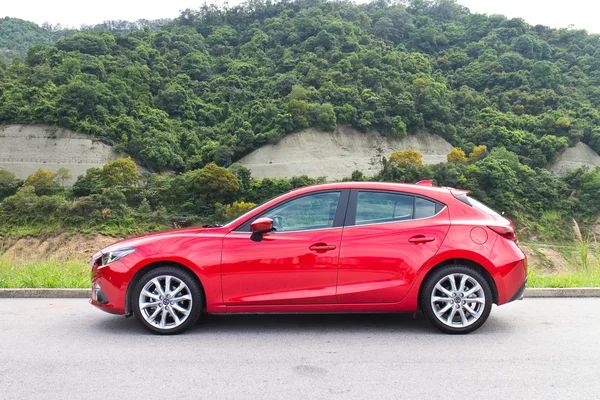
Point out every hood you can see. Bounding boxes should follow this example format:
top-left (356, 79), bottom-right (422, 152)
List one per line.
top-left (98, 226), bottom-right (206, 255)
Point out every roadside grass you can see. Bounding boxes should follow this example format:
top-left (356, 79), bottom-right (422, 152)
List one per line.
top-left (0, 257), bottom-right (89, 289)
top-left (527, 268), bottom-right (600, 288)
top-left (524, 239), bottom-right (600, 288)
top-left (0, 242), bottom-right (599, 289)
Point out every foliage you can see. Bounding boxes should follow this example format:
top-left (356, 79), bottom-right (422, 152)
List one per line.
top-left (226, 201), bottom-right (257, 221)
top-left (388, 150), bottom-right (424, 167)
top-left (1, 0), bottom-right (600, 172)
top-left (447, 147), bottom-right (467, 163)
top-left (192, 163), bottom-right (239, 205)
top-left (24, 168), bottom-right (57, 195)
top-left (468, 145), bottom-right (487, 163)
top-left (1, 1), bottom-right (600, 243)
top-left (0, 169), bottom-right (23, 201)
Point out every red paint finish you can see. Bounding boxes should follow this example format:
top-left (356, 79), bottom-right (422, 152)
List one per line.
top-left (90, 181), bottom-right (527, 319)
top-left (221, 229), bottom-right (342, 305)
top-left (336, 208), bottom-right (450, 303)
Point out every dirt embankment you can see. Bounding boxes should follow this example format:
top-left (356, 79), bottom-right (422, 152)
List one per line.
top-left (0, 234), bottom-right (119, 261)
top-left (0, 124), bottom-right (147, 184)
top-left (238, 125), bottom-right (454, 180)
top-left (550, 142), bottom-right (600, 175)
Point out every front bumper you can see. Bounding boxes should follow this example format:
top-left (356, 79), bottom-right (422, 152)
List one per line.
top-left (90, 258), bottom-right (131, 315)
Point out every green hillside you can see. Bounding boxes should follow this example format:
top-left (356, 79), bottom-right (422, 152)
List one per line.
top-left (0, 0), bottom-right (599, 240)
top-left (0, 17), bottom-right (58, 61)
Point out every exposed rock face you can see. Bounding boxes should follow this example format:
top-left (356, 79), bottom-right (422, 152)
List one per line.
top-left (0, 124), bottom-right (138, 184)
top-left (550, 142), bottom-right (600, 175)
top-left (238, 126), bottom-right (454, 180)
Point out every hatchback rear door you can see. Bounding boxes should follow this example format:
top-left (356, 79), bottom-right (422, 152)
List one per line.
top-left (336, 189), bottom-right (450, 304)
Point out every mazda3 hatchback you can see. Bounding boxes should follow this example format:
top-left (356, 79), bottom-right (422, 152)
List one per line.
top-left (91, 181), bottom-right (527, 334)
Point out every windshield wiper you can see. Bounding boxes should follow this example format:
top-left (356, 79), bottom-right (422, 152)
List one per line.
top-left (202, 224), bottom-right (223, 228)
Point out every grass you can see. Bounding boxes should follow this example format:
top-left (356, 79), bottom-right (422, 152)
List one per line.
top-left (0, 241), bottom-right (599, 289)
top-left (0, 257), bottom-right (89, 289)
top-left (527, 268), bottom-right (600, 288)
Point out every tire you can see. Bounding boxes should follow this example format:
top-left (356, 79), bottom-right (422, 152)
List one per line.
top-left (420, 264), bottom-right (493, 334)
top-left (132, 266), bottom-right (203, 335)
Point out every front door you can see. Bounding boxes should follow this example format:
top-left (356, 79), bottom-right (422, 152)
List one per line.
top-left (336, 190), bottom-right (450, 304)
top-left (221, 190), bottom-right (347, 305)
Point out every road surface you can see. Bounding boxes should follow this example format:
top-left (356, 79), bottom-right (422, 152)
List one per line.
top-left (0, 298), bottom-right (598, 399)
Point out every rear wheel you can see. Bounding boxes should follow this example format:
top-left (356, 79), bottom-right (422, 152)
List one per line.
top-left (132, 266), bottom-right (203, 335)
top-left (420, 264), bottom-right (493, 334)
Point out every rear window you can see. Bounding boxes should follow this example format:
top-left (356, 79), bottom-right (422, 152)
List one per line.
top-left (458, 195), bottom-right (503, 219)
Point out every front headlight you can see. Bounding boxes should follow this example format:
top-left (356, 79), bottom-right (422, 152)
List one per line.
top-left (101, 248), bottom-right (137, 266)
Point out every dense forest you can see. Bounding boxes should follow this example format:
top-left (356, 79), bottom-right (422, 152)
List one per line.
top-left (0, 0), bottom-right (599, 240)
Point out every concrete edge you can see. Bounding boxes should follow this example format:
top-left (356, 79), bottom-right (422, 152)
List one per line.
top-left (0, 288), bottom-right (91, 298)
top-left (523, 288), bottom-right (600, 297)
top-left (0, 287), bottom-right (599, 299)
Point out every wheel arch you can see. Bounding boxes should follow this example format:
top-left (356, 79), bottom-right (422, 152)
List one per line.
top-left (125, 260), bottom-right (207, 316)
top-left (417, 258), bottom-right (499, 308)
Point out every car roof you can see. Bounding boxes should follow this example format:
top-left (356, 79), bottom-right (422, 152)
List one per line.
top-left (290, 181), bottom-right (453, 197)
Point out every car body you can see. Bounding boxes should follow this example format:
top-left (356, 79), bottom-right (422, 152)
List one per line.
top-left (91, 181), bottom-right (527, 334)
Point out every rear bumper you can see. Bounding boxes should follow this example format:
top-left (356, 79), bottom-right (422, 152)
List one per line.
top-left (508, 278), bottom-right (527, 303)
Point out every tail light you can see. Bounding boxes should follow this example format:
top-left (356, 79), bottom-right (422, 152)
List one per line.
top-left (488, 225), bottom-right (516, 241)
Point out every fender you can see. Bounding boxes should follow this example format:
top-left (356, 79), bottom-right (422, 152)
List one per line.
top-left (398, 245), bottom-right (499, 311)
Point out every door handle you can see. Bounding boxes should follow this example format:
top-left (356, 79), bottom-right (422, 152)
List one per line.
top-left (408, 235), bottom-right (435, 245)
top-left (309, 243), bottom-right (337, 252)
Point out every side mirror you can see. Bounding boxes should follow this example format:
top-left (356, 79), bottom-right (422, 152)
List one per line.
top-left (250, 217), bottom-right (274, 242)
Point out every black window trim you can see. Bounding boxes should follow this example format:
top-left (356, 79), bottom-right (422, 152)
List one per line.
top-left (233, 189), bottom-right (351, 233)
top-left (345, 189), bottom-right (446, 227)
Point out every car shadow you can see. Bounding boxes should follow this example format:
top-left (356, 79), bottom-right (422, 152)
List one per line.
top-left (196, 312), bottom-right (432, 334)
top-left (90, 311), bottom-right (511, 336)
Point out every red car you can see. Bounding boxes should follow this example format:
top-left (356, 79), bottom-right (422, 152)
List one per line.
top-left (91, 181), bottom-right (527, 334)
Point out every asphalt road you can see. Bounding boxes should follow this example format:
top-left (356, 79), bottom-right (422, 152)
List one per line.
top-left (0, 298), bottom-right (599, 400)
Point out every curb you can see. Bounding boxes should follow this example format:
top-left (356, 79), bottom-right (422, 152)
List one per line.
top-left (523, 288), bottom-right (600, 297)
top-left (0, 288), bottom-right (599, 299)
top-left (0, 288), bottom-right (91, 298)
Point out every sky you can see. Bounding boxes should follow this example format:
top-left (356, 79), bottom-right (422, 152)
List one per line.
top-left (1, 0), bottom-right (599, 33)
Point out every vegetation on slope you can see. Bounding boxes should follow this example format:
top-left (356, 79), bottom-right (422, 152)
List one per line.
top-left (1, 0), bottom-right (600, 171)
top-left (0, 0), bottom-right (599, 240)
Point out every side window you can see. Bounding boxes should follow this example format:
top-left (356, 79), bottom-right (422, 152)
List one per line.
top-left (415, 197), bottom-right (437, 219)
top-left (355, 192), bottom-right (413, 225)
top-left (243, 191), bottom-right (341, 232)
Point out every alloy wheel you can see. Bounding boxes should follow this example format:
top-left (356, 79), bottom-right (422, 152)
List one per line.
top-left (138, 275), bottom-right (193, 330)
top-left (430, 273), bottom-right (486, 328)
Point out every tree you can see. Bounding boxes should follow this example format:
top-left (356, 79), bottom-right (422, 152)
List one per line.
top-left (192, 163), bottom-right (239, 205)
top-left (468, 145), bottom-right (487, 163)
top-left (447, 148), bottom-right (467, 163)
top-left (225, 201), bottom-right (257, 220)
top-left (0, 169), bottom-right (23, 201)
top-left (25, 169), bottom-right (56, 196)
top-left (101, 158), bottom-right (139, 187)
top-left (54, 168), bottom-right (71, 187)
top-left (388, 150), bottom-right (424, 167)
top-left (391, 116), bottom-right (407, 138)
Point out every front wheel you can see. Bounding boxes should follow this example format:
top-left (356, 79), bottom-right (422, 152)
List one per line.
top-left (132, 266), bottom-right (203, 335)
top-left (420, 265), bottom-right (493, 334)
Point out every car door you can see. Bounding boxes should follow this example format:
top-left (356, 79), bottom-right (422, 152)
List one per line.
top-left (336, 189), bottom-right (450, 304)
top-left (221, 190), bottom-right (349, 306)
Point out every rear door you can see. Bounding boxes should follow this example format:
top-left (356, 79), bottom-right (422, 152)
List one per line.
top-left (336, 189), bottom-right (450, 304)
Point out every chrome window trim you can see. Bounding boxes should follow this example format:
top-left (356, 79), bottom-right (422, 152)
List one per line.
top-left (227, 226), bottom-right (344, 235)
